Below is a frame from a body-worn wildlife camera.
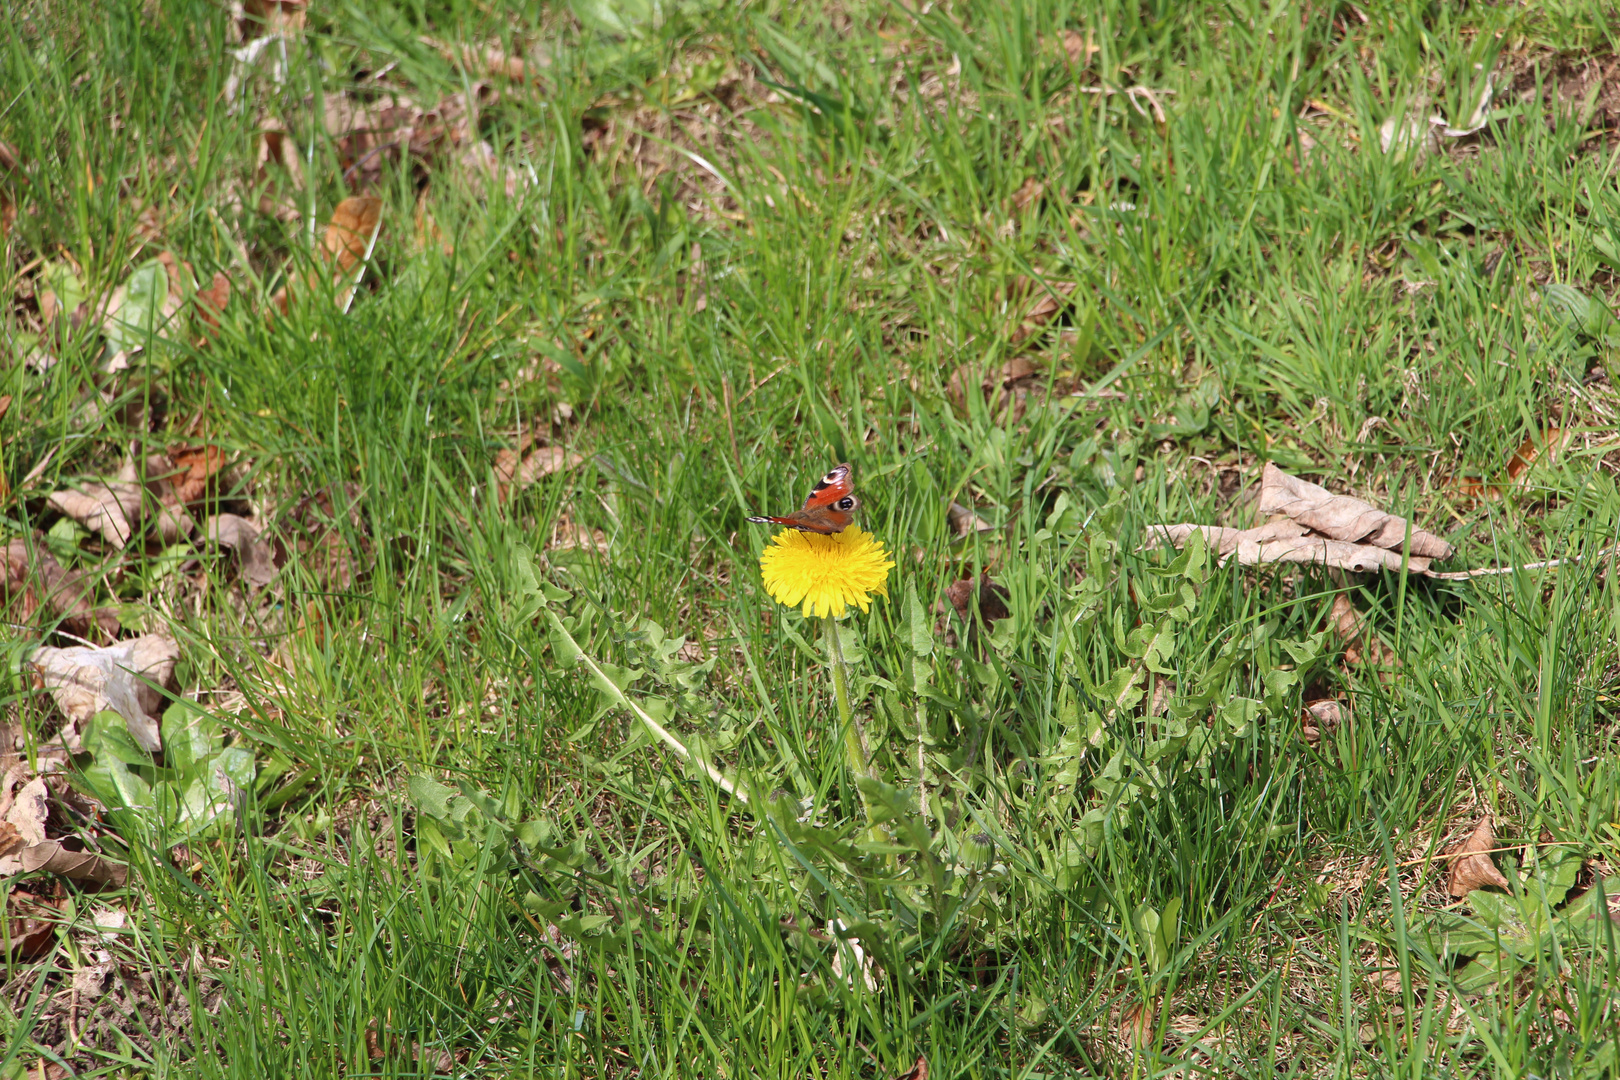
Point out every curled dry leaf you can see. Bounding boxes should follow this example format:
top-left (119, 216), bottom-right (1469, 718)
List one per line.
top-left (1120, 1001), bottom-right (1156, 1049)
top-left (1145, 463), bottom-right (1458, 576)
top-left (1446, 816), bottom-right (1512, 897)
top-left (48, 482), bottom-right (144, 548)
top-left (21, 839), bottom-right (127, 888)
top-left (1146, 520), bottom-right (1438, 574)
top-left (205, 514), bottom-right (279, 588)
top-left (2, 536), bottom-right (120, 640)
top-left (1256, 463), bottom-right (1453, 559)
top-left (30, 633), bottom-right (179, 752)
top-left (195, 271), bottom-right (231, 329)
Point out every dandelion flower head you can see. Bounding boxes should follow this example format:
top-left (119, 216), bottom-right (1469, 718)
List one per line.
top-left (758, 525), bottom-right (895, 619)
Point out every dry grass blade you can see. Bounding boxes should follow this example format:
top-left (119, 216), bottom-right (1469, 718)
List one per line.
top-left (1445, 817), bottom-right (1512, 897)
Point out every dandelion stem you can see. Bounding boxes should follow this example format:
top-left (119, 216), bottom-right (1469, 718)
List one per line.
top-left (825, 619), bottom-right (885, 840)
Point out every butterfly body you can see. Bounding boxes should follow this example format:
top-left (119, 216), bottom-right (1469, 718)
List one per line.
top-left (747, 463), bottom-right (859, 534)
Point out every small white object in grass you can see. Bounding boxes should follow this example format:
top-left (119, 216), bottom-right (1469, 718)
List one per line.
top-left (829, 918), bottom-right (879, 993)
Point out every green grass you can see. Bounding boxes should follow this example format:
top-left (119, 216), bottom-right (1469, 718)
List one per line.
top-left (6, 0), bottom-right (1620, 1075)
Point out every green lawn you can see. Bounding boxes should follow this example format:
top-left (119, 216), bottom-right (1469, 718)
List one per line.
top-left (6, 0), bottom-right (1620, 1075)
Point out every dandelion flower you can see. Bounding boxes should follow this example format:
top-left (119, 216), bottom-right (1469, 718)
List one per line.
top-left (758, 525), bottom-right (895, 618)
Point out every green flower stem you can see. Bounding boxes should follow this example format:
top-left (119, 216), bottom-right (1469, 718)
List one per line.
top-left (825, 619), bottom-right (887, 842)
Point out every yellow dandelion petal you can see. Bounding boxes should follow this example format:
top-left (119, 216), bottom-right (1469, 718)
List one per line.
top-left (758, 525), bottom-right (896, 619)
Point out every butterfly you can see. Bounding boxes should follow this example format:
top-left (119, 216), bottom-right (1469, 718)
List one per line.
top-left (746, 463), bottom-right (859, 534)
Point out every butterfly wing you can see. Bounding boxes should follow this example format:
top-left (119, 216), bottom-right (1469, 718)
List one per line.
top-left (746, 463), bottom-right (859, 533)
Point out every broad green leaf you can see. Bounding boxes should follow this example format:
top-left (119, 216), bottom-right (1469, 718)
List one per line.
top-left (104, 258), bottom-right (170, 354)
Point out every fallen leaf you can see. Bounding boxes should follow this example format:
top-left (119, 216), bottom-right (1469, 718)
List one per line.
top-left (1301, 699), bottom-right (1347, 745)
top-left (421, 35), bottom-right (540, 84)
top-left (205, 513), bottom-right (279, 587)
top-left (48, 481), bottom-right (144, 547)
top-left (195, 271), bottom-right (231, 329)
top-left (5, 897), bottom-right (62, 959)
top-left (30, 634), bottom-right (179, 752)
top-left (1011, 177), bottom-right (1044, 211)
top-left (891, 1056), bottom-right (928, 1080)
top-left (494, 444), bottom-right (584, 501)
top-left (6, 778), bottom-right (49, 844)
top-left (1120, 1000), bottom-right (1155, 1048)
top-left (2, 536), bottom-right (120, 639)
top-left (945, 574), bottom-right (1011, 632)
top-left (1146, 520), bottom-right (1437, 574)
top-left (0, 822), bottom-right (22, 859)
top-left (1061, 28), bottom-right (1097, 65)
top-left (946, 501), bottom-right (996, 539)
top-left (1256, 463), bottom-right (1453, 559)
top-left (162, 444), bottom-right (230, 507)
top-left (274, 196), bottom-right (383, 314)
top-left (1145, 463), bottom-right (1456, 575)
top-left (1328, 594), bottom-right (1396, 669)
top-left (20, 839), bottom-right (128, 887)
top-left (1506, 427), bottom-right (1565, 483)
top-left (241, 0), bottom-right (306, 39)
top-left (1446, 817), bottom-right (1511, 897)
top-left (946, 356), bottom-right (1041, 418)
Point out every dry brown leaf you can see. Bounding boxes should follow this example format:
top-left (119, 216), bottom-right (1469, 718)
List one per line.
top-left (421, 35), bottom-right (539, 84)
top-left (1328, 594), bottom-right (1397, 669)
top-left (1301, 699), bottom-right (1347, 745)
top-left (274, 196), bottom-right (383, 314)
top-left (0, 821), bottom-right (22, 860)
top-left (1062, 28), bottom-right (1098, 65)
top-left (1120, 1001), bottom-right (1156, 1048)
top-left (2, 537), bottom-right (120, 640)
top-left (30, 633), bottom-right (179, 752)
top-left (48, 481), bottom-right (144, 547)
top-left (494, 444), bottom-right (584, 501)
top-left (947, 501), bottom-right (997, 539)
top-left (5, 897), bottom-right (62, 959)
top-left (206, 513), bottom-right (279, 588)
top-left (162, 444), bottom-right (230, 507)
top-left (241, 0), bottom-right (306, 39)
top-left (1011, 177), bottom-right (1044, 210)
top-left (195, 271), bottom-right (231, 329)
top-left (891, 1056), bottom-right (929, 1080)
top-left (324, 195), bottom-right (383, 275)
top-left (945, 574), bottom-right (1011, 632)
top-left (1256, 462), bottom-right (1453, 559)
top-left (19, 839), bottom-right (127, 887)
top-left (946, 356), bottom-right (1040, 418)
top-left (1446, 817), bottom-right (1512, 897)
top-left (1146, 520), bottom-right (1435, 574)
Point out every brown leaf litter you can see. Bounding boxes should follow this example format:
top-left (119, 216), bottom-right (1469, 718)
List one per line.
top-left (2, 536), bottom-right (120, 640)
top-left (29, 632), bottom-right (180, 752)
top-left (272, 195), bottom-right (383, 314)
top-left (1444, 816), bottom-right (1513, 897)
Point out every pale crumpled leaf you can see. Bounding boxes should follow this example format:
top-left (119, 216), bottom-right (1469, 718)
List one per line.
top-left (1146, 520), bottom-right (1438, 574)
top-left (1256, 464), bottom-right (1453, 559)
top-left (30, 633), bottom-right (179, 751)
top-left (1145, 463), bottom-right (1456, 575)
top-left (47, 481), bottom-right (144, 548)
top-left (1446, 816), bottom-right (1511, 897)
top-left (0, 778), bottom-right (49, 876)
